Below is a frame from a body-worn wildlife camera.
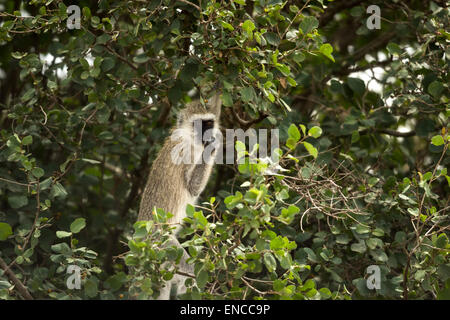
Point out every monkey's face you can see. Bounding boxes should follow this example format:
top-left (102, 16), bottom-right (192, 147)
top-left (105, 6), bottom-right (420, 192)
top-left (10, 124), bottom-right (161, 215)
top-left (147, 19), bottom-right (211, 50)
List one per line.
top-left (192, 118), bottom-right (216, 146)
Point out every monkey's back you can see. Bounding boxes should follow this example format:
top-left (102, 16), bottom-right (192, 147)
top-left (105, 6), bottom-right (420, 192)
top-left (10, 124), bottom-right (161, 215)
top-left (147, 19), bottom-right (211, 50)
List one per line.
top-left (138, 139), bottom-right (192, 225)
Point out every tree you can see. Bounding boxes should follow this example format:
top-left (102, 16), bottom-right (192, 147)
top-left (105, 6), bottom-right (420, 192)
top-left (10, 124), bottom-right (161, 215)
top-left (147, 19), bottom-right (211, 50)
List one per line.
top-left (0, 0), bottom-right (448, 300)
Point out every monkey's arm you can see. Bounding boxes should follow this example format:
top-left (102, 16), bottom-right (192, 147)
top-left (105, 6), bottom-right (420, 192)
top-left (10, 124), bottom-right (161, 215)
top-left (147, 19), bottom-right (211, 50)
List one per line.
top-left (185, 163), bottom-right (213, 197)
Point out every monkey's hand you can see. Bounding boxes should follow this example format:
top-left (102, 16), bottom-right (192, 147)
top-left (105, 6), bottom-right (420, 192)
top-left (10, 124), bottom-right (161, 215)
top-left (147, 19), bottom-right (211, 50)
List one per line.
top-left (185, 162), bottom-right (213, 197)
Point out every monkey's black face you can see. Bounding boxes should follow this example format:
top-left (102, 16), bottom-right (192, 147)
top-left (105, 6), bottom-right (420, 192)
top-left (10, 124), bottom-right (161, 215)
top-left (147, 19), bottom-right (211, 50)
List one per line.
top-left (193, 119), bottom-right (215, 146)
top-left (202, 120), bottom-right (214, 135)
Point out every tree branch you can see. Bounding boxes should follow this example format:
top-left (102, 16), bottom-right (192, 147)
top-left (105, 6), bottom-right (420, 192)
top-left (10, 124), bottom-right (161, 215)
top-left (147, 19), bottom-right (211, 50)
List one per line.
top-left (102, 44), bottom-right (138, 71)
top-left (0, 257), bottom-right (34, 300)
top-left (319, 0), bottom-right (366, 26)
top-left (229, 107), bottom-right (268, 130)
top-left (177, 0), bottom-right (201, 11)
top-left (359, 128), bottom-right (416, 137)
top-left (349, 31), bottom-right (396, 63)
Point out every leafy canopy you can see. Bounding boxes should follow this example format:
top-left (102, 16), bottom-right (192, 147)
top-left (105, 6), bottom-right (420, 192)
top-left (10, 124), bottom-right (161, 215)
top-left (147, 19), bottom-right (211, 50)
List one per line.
top-left (0, 0), bottom-right (448, 300)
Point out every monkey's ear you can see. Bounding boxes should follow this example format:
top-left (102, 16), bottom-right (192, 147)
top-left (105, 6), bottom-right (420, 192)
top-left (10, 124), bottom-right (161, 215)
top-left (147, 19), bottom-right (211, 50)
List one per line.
top-left (207, 92), bottom-right (222, 118)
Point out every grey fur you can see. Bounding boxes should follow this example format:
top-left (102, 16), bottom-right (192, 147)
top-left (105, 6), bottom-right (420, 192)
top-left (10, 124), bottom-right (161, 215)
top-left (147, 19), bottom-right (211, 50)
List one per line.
top-left (138, 92), bottom-right (221, 299)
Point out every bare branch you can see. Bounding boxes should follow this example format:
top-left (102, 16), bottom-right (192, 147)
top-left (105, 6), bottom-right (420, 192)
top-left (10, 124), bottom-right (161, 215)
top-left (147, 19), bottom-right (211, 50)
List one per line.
top-left (0, 257), bottom-right (34, 300)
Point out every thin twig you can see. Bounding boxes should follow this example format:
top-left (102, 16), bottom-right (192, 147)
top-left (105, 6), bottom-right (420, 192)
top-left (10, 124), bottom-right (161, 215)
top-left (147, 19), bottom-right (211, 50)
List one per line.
top-left (0, 257), bottom-right (34, 300)
top-left (177, 0), bottom-right (201, 11)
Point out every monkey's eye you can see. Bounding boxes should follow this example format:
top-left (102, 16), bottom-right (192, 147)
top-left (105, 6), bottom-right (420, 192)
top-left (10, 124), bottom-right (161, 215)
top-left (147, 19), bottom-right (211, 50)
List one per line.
top-left (203, 120), bottom-right (214, 130)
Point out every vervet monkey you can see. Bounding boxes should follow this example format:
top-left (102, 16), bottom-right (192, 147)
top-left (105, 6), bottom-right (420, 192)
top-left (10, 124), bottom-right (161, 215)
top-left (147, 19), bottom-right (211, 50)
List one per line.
top-left (138, 91), bottom-right (222, 299)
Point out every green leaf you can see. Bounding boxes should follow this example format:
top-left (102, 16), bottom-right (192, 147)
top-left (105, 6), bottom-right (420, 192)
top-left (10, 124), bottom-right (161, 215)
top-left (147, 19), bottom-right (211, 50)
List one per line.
top-left (12, 51), bottom-right (27, 59)
top-left (242, 20), bottom-right (255, 39)
top-left (422, 171), bottom-right (432, 181)
top-left (8, 195), bottom-right (28, 209)
top-left (299, 124), bottom-right (306, 136)
top-left (407, 208), bottom-right (419, 216)
top-left (263, 252), bottom-right (277, 272)
top-left (435, 234), bottom-right (448, 249)
top-left (289, 5), bottom-right (299, 13)
top-left (303, 142), bottom-right (318, 158)
top-left (70, 218), bottom-right (86, 234)
top-left (193, 210), bottom-right (208, 227)
top-left (336, 234), bottom-right (351, 244)
top-left (80, 58), bottom-right (90, 69)
top-left (351, 131), bottom-right (360, 143)
top-left (299, 16), bottom-right (318, 35)
top-left (428, 81), bottom-right (444, 98)
top-left (287, 76), bottom-right (297, 86)
top-left (292, 52), bottom-right (305, 64)
top-left (240, 87), bottom-right (254, 103)
top-left (51, 182), bottom-right (68, 198)
top-left (431, 135), bottom-right (445, 146)
top-left (222, 91), bottom-right (233, 107)
top-left (286, 138), bottom-right (297, 149)
top-left (220, 21), bottom-right (234, 31)
top-left (82, 7), bottom-right (91, 19)
top-left (319, 287), bottom-right (332, 299)
top-left (106, 272), bottom-right (127, 292)
top-left (21, 88), bottom-right (35, 102)
top-left (264, 32), bottom-right (280, 46)
top-left (288, 124), bottom-right (300, 142)
top-left (387, 42), bottom-right (402, 55)
top-left (308, 126), bottom-right (322, 138)
top-left (351, 241), bottom-right (367, 253)
top-left (437, 287), bottom-right (450, 300)
top-left (98, 131), bottom-right (114, 140)
top-left (395, 231), bottom-right (407, 243)
top-left (235, 140), bottom-right (246, 153)
top-left (100, 24), bottom-right (113, 39)
top-left (22, 135), bottom-right (33, 146)
top-left (224, 192), bottom-right (243, 209)
top-left (80, 71), bottom-right (90, 80)
top-left (32, 167), bottom-right (45, 179)
top-left (275, 63), bottom-right (290, 75)
top-left (38, 179), bottom-right (51, 192)
top-left (102, 57), bottom-right (115, 72)
top-left (133, 54), bottom-right (149, 64)
top-left (355, 224), bottom-right (370, 234)
top-left (368, 177), bottom-right (379, 186)
top-left (347, 78), bottom-right (365, 96)
top-left (370, 249), bottom-right (388, 262)
top-left (273, 279), bottom-right (286, 291)
top-left (301, 279), bottom-right (316, 291)
top-left (47, 80), bottom-right (57, 90)
top-left (196, 269), bottom-right (209, 289)
top-left (84, 278), bottom-right (98, 298)
top-left (51, 242), bottom-right (71, 255)
top-left (56, 231), bottom-right (72, 238)
top-left (319, 43), bottom-right (335, 62)
top-left (0, 223), bottom-right (13, 241)
top-left (81, 158), bottom-right (101, 164)
top-left (437, 264), bottom-right (450, 281)
top-left (278, 102), bottom-right (292, 115)
top-left (350, 6), bottom-right (365, 16)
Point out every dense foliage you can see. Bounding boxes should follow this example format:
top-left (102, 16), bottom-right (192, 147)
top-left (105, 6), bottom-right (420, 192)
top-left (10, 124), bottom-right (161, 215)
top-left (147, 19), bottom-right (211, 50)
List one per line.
top-left (0, 0), bottom-right (449, 300)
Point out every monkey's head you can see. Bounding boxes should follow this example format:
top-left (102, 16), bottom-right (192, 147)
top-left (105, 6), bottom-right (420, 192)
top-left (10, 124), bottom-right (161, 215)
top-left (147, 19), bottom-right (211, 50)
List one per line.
top-left (176, 92), bottom-right (222, 146)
